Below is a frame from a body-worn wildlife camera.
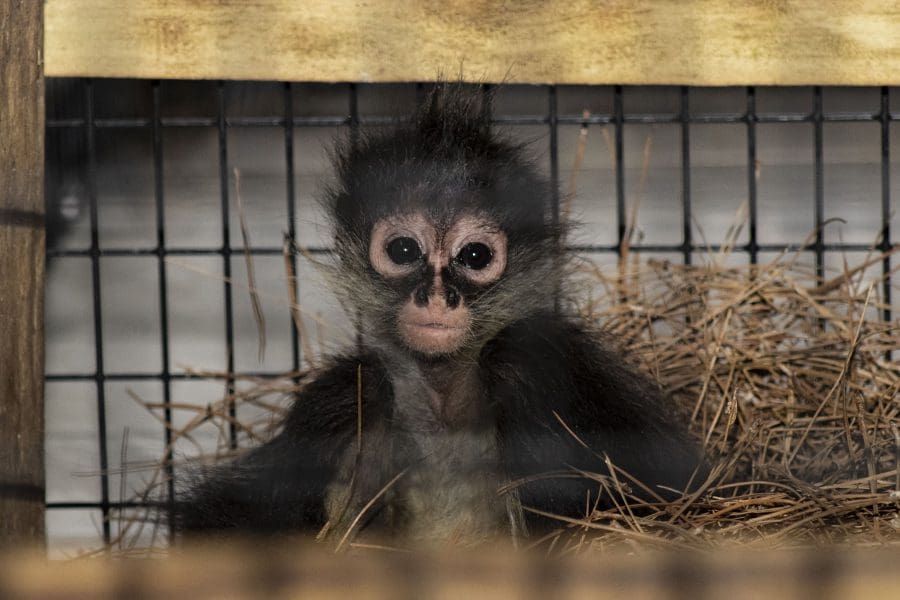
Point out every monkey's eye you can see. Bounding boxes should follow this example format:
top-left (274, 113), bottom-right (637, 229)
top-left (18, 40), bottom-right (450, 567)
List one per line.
top-left (386, 236), bottom-right (422, 265)
top-left (456, 242), bottom-right (493, 270)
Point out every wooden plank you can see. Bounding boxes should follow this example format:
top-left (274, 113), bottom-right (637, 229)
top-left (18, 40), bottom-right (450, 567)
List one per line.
top-left (45, 0), bottom-right (900, 86)
top-left (3, 544), bottom-right (900, 597)
top-left (0, 0), bottom-right (46, 544)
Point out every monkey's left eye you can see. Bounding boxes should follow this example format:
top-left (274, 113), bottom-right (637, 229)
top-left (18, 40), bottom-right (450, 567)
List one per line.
top-left (456, 242), bottom-right (493, 270)
top-left (386, 236), bottom-right (423, 265)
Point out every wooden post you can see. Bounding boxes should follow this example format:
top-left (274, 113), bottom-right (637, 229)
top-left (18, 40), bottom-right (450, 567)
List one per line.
top-left (0, 0), bottom-right (46, 544)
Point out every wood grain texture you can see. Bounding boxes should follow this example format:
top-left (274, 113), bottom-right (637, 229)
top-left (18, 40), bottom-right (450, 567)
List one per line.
top-left (44, 0), bottom-right (900, 85)
top-left (0, 0), bottom-right (46, 544)
top-left (2, 544), bottom-right (900, 597)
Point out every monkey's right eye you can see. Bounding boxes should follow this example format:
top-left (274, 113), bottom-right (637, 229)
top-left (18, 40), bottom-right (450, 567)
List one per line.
top-left (386, 237), bottom-right (422, 265)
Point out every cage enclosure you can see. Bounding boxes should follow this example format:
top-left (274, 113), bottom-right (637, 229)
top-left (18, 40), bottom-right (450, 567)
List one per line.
top-left (2, 0), bottom-right (900, 595)
top-left (41, 78), bottom-right (900, 554)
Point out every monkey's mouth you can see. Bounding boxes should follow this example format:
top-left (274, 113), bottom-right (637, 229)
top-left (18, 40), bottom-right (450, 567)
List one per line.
top-left (411, 322), bottom-right (459, 329)
top-left (397, 299), bottom-right (471, 355)
top-left (399, 320), bottom-right (468, 354)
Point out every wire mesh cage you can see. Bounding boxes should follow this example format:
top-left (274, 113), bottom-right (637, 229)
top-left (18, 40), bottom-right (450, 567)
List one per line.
top-left (43, 80), bottom-right (899, 556)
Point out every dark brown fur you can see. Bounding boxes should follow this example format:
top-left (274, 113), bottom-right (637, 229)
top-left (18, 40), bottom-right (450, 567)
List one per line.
top-left (174, 84), bottom-right (705, 545)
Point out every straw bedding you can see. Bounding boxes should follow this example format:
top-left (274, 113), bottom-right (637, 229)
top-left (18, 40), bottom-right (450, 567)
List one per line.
top-left (117, 245), bottom-right (899, 554)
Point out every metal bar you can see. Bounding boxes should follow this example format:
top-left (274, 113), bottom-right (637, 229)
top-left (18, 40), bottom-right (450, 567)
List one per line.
top-left (47, 501), bottom-right (168, 510)
top-left (548, 85), bottom-right (560, 226)
top-left (813, 86), bottom-right (825, 281)
top-left (47, 246), bottom-right (334, 258)
top-left (216, 82), bottom-right (238, 449)
top-left (880, 86), bottom-right (892, 347)
top-left (284, 82), bottom-right (301, 371)
top-left (614, 85), bottom-right (626, 254)
top-left (46, 239), bottom-right (886, 260)
top-left (680, 86), bottom-right (692, 265)
top-left (47, 371), bottom-right (296, 382)
top-left (50, 116), bottom-right (351, 128)
top-left (44, 109), bottom-right (897, 131)
top-left (84, 79), bottom-right (112, 544)
top-left (348, 83), bottom-right (359, 147)
top-left (548, 85), bottom-right (562, 311)
top-left (349, 83), bottom-right (362, 349)
top-left (566, 241), bottom-right (882, 254)
top-left (745, 87), bottom-right (759, 264)
top-left (151, 81), bottom-right (175, 540)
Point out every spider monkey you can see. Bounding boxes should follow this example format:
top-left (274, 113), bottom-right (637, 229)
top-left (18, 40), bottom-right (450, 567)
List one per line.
top-left (174, 84), bottom-right (705, 546)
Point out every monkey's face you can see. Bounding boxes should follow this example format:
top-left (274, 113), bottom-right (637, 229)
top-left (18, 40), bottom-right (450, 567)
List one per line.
top-left (368, 212), bottom-right (507, 356)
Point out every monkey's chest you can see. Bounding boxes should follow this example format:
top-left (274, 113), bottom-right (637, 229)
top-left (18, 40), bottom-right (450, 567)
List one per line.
top-left (388, 429), bottom-right (510, 545)
top-left (324, 425), bottom-right (513, 547)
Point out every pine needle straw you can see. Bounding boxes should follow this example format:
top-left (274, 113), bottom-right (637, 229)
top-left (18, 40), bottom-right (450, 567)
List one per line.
top-left (114, 243), bottom-right (900, 555)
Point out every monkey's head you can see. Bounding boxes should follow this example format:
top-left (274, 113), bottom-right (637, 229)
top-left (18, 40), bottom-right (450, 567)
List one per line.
top-left (323, 84), bottom-right (565, 358)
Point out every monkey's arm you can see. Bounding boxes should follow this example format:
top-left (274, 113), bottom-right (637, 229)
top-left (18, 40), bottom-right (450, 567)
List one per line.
top-left (483, 312), bottom-right (705, 528)
top-left (173, 354), bottom-right (389, 536)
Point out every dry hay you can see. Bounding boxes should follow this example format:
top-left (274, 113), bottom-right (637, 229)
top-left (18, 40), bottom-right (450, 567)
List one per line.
top-left (567, 246), bottom-right (900, 553)
top-left (110, 243), bottom-right (899, 556)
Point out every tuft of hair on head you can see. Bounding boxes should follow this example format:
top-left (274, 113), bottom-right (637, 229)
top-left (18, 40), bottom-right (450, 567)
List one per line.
top-left (323, 82), bottom-right (566, 249)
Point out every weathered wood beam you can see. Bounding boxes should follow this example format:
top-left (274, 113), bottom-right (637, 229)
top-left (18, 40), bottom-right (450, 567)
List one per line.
top-left (3, 544), bottom-right (900, 596)
top-left (0, 0), bottom-right (46, 544)
top-left (45, 1), bottom-right (900, 85)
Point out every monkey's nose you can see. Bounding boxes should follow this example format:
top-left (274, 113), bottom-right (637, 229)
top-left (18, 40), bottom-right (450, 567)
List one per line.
top-left (445, 286), bottom-right (460, 309)
top-left (413, 285), bottom-right (430, 307)
top-left (412, 283), bottom-right (461, 309)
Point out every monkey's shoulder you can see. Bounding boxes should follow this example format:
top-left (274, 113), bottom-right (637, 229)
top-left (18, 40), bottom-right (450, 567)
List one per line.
top-left (484, 311), bottom-right (602, 352)
top-left (482, 311), bottom-right (640, 379)
top-left (483, 311), bottom-right (704, 506)
top-left (481, 311), bottom-right (676, 419)
top-left (281, 351), bottom-right (391, 434)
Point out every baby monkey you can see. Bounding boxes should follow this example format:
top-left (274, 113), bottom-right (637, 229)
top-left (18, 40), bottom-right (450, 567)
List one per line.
top-left (175, 84), bottom-right (704, 546)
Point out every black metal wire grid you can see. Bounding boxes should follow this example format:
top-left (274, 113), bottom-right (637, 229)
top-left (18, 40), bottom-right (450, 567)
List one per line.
top-left (43, 81), bottom-right (897, 546)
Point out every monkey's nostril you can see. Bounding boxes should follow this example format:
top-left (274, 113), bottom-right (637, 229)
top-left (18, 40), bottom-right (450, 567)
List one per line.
top-left (445, 286), bottom-right (460, 309)
top-left (413, 285), bottom-right (429, 307)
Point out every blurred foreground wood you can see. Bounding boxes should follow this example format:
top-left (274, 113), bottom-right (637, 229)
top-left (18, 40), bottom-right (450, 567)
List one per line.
top-left (3, 543), bottom-right (900, 599)
top-left (0, 0), bottom-right (46, 543)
